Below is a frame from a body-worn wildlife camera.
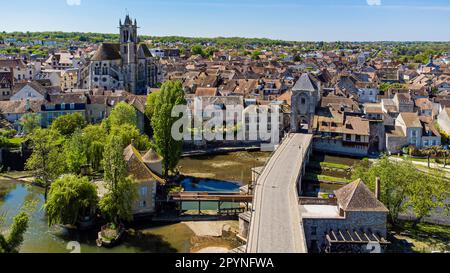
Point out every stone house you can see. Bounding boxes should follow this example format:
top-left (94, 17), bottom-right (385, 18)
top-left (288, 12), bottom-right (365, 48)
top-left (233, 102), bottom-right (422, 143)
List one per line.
top-left (301, 180), bottom-right (389, 253)
top-left (386, 112), bottom-right (441, 153)
top-left (0, 71), bottom-right (13, 100)
top-left (123, 144), bottom-right (165, 216)
top-left (437, 108), bottom-right (450, 135)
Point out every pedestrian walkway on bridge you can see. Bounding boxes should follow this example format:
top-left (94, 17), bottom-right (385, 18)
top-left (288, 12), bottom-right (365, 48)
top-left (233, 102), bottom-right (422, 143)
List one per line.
top-left (247, 133), bottom-right (313, 253)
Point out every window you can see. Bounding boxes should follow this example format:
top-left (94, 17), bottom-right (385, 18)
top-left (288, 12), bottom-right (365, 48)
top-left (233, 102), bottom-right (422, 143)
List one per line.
top-left (140, 186), bottom-right (148, 198)
top-left (139, 201), bottom-right (147, 208)
top-left (356, 135), bottom-right (361, 142)
top-left (301, 98), bottom-right (306, 104)
top-left (70, 103), bottom-right (75, 110)
top-left (346, 134), bottom-right (351, 141)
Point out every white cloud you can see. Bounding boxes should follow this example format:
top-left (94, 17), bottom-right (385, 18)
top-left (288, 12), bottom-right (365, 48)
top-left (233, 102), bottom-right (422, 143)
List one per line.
top-left (367, 0), bottom-right (381, 6)
top-left (66, 0), bottom-right (81, 6)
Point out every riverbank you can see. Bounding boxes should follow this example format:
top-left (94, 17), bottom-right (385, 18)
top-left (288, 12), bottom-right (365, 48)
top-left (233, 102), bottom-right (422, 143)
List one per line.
top-left (178, 151), bottom-right (270, 184)
top-left (1, 151), bottom-right (261, 253)
top-left (302, 153), bottom-right (361, 196)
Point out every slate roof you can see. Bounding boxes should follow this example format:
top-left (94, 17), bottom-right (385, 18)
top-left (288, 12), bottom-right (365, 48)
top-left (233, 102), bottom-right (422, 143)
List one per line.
top-left (139, 44), bottom-right (153, 58)
top-left (91, 43), bottom-right (121, 61)
top-left (292, 73), bottom-right (318, 92)
top-left (334, 179), bottom-right (388, 213)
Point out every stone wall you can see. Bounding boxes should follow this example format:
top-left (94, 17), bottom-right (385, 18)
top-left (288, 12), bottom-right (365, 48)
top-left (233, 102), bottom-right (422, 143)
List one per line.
top-left (302, 211), bottom-right (388, 253)
top-left (385, 135), bottom-right (407, 154)
top-left (313, 139), bottom-right (368, 157)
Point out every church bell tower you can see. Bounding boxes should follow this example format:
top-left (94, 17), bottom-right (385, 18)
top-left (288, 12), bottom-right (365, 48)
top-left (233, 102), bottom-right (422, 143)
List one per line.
top-left (119, 14), bottom-right (138, 93)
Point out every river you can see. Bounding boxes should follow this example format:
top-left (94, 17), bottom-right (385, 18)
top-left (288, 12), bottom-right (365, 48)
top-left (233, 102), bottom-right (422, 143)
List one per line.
top-left (0, 151), bottom-right (270, 253)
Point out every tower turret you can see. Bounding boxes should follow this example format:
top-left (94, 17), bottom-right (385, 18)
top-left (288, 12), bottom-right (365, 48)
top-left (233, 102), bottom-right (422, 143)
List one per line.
top-left (119, 14), bottom-right (138, 93)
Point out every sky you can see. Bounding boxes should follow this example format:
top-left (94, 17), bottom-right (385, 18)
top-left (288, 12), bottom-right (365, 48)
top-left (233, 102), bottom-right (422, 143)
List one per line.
top-left (1, 0), bottom-right (450, 41)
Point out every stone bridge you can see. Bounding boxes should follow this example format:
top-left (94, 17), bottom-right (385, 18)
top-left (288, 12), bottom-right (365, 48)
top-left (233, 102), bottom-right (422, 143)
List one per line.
top-left (245, 133), bottom-right (313, 253)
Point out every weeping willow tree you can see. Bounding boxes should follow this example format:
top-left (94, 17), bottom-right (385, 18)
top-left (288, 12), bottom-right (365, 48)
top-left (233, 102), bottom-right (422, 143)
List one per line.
top-left (88, 141), bottom-right (104, 171)
top-left (82, 125), bottom-right (107, 172)
top-left (0, 212), bottom-right (29, 253)
top-left (45, 175), bottom-right (98, 227)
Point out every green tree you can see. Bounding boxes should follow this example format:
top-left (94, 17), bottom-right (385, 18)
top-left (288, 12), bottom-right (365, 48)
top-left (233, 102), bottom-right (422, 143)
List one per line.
top-left (406, 170), bottom-right (448, 227)
top-left (108, 102), bottom-right (137, 128)
top-left (251, 50), bottom-right (262, 60)
top-left (110, 124), bottom-right (151, 151)
top-left (99, 135), bottom-right (136, 224)
top-left (25, 129), bottom-right (65, 200)
top-left (422, 146), bottom-right (442, 168)
top-left (82, 125), bottom-right (107, 172)
top-left (51, 113), bottom-right (86, 136)
top-left (150, 81), bottom-right (186, 177)
top-left (64, 129), bottom-right (88, 175)
top-left (45, 175), bottom-right (98, 227)
top-left (19, 113), bottom-right (41, 134)
top-left (352, 156), bottom-right (412, 224)
top-left (145, 91), bottom-right (160, 120)
top-left (0, 212), bottom-right (29, 253)
top-left (191, 44), bottom-right (205, 56)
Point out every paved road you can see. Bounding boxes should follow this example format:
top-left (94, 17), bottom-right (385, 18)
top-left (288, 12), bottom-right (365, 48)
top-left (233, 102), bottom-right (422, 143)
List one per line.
top-left (247, 133), bottom-right (312, 253)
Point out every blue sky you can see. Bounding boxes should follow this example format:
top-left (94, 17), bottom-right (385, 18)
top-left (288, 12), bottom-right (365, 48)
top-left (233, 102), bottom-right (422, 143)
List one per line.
top-left (1, 0), bottom-right (450, 41)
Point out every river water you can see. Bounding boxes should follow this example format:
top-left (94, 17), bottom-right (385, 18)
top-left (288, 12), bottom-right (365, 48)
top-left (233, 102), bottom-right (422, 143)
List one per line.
top-left (0, 151), bottom-right (359, 253)
top-left (0, 151), bottom-right (270, 253)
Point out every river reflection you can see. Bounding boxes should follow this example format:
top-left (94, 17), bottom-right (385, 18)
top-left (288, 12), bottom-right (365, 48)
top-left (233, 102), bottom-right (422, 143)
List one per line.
top-left (0, 152), bottom-right (270, 253)
top-left (0, 180), bottom-right (195, 253)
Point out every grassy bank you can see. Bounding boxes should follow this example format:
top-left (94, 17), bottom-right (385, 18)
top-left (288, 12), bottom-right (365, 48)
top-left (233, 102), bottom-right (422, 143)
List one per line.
top-left (388, 221), bottom-right (450, 253)
top-left (305, 154), bottom-right (356, 184)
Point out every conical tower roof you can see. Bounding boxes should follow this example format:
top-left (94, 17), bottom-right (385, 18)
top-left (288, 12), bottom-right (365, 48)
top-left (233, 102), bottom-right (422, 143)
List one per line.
top-left (142, 149), bottom-right (162, 163)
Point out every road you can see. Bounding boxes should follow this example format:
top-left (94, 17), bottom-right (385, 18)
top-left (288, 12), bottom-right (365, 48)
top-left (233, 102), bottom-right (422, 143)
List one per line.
top-left (247, 133), bottom-right (312, 253)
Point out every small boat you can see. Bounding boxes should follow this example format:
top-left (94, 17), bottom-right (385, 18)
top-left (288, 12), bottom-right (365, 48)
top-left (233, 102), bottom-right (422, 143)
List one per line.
top-left (96, 224), bottom-right (126, 248)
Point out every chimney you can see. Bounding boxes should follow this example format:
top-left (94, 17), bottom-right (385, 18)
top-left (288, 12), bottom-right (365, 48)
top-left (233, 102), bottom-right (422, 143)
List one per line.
top-left (375, 177), bottom-right (381, 201)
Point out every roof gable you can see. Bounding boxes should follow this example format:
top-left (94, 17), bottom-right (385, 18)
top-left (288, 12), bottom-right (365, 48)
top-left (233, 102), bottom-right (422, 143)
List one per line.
top-left (293, 73), bottom-right (318, 92)
top-left (334, 179), bottom-right (388, 213)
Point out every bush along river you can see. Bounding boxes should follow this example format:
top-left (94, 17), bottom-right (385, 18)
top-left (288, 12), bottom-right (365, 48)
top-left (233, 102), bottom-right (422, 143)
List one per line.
top-left (0, 151), bottom-right (270, 253)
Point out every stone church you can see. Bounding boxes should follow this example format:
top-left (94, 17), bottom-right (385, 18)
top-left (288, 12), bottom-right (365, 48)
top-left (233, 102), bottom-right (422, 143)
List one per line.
top-left (83, 15), bottom-right (158, 95)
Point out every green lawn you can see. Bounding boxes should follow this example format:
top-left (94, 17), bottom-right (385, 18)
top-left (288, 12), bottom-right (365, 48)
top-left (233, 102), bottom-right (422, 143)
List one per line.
top-left (304, 173), bottom-right (351, 184)
top-left (392, 155), bottom-right (435, 164)
top-left (388, 221), bottom-right (450, 253)
top-left (307, 160), bottom-right (350, 171)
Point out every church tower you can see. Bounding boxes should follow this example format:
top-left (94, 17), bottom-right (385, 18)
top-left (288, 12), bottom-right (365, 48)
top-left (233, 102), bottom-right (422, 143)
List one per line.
top-left (119, 15), bottom-right (138, 93)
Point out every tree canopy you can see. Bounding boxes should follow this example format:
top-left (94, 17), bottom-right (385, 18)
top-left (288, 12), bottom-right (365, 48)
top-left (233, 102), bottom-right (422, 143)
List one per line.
top-left (0, 212), bottom-right (29, 253)
top-left (353, 155), bottom-right (448, 225)
top-left (25, 128), bottom-right (66, 200)
top-left (19, 113), bottom-right (41, 135)
top-left (99, 135), bottom-right (137, 224)
top-left (51, 113), bottom-right (86, 137)
top-left (148, 81), bottom-right (186, 177)
top-left (108, 102), bottom-right (137, 128)
top-left (45, 175), bottom-right (98, 227)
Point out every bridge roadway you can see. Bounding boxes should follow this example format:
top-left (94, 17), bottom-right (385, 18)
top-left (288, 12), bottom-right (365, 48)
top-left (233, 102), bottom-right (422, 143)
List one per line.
top-left (247, 133), bottom-right (312, 253)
